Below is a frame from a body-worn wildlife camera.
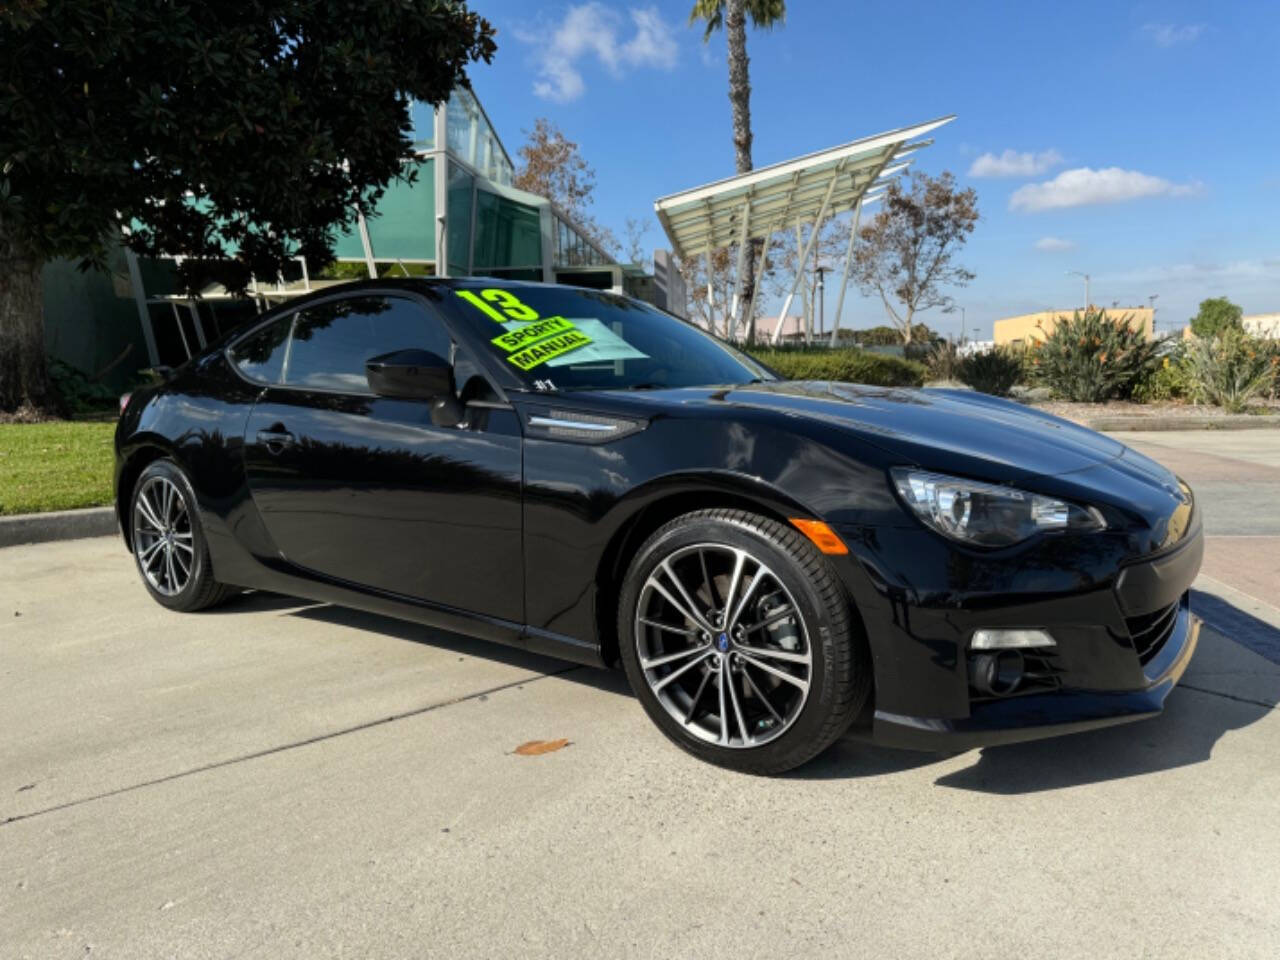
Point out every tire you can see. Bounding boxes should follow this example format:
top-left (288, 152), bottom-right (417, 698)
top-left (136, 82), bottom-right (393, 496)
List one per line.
top-left (617, 508), bottom-right (870, 775)
top-left (129, 459), bottom-right (234, 612)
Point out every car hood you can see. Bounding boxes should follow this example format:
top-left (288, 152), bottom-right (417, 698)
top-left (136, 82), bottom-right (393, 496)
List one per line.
top-left (605, 381), bottom-right (1127, 483)
top-left (729, 381), bottom-right (1126, 479)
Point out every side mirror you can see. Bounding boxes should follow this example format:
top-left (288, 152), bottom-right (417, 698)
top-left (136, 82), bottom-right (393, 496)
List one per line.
top-left (365, 349), bottom-right (454, 400)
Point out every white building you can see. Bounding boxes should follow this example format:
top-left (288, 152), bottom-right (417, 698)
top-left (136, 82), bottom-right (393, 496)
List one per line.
top-left (1244, 313), bottom-right (1280, 338)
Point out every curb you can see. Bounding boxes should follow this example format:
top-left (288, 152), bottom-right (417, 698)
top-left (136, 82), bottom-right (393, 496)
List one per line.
top-left (1077, 416), bottom-right (1280, 432)
top-left (0, 507), bottom-right (118, 548)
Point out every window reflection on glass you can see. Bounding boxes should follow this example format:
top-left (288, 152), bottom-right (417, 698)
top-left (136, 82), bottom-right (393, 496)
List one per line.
top-left (285, 296), bottom-right (451, 394)
top-left (230, 315), bottom-right (292, 384)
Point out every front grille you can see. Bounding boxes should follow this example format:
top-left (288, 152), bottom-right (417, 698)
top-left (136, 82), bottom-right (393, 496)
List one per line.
top-left (1125, 601), bottom-right (1180, 664)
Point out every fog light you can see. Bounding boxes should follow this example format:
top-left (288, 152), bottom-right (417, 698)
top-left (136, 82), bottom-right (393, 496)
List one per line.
top-left (969, 651), bottom-right (1024, 696)
top-left (970, 628), bottom-right (1055, 650)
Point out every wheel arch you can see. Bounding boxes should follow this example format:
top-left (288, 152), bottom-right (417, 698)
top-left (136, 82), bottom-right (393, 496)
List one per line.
top-left (592, 472), bottom-right (862, 670)
top-left (115, 437), bottom-right (177, 550)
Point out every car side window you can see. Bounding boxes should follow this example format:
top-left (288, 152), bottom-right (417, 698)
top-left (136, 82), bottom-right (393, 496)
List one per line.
top-left (282, 295), bottom-right (452, 394)
top-left (229, 314), bottom-right (292, 384)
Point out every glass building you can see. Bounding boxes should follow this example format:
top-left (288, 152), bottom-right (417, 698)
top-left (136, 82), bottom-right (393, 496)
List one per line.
top-left (329, 87), bottom-right (622, 286)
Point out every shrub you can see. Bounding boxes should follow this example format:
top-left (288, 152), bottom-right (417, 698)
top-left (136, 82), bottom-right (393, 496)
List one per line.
top-left (924, 341), bottom-right (962, 382)
top-left (1030, 308), bottom-right (1158, 402)
top-left (958, 346), bottom-right (1023, 397)
top-left (853, 323), bottom-right (935, 347)
top-left (47, 357), bottom-right (119, 416)
top-left (748, 347), bottom-right (925, 387)
top-left (1131, 347), bottom-right (1194, 403)
top-left (902, 339), bottom-right (937, 363)
top-left (1184, 330), bottom-right (1278, 413)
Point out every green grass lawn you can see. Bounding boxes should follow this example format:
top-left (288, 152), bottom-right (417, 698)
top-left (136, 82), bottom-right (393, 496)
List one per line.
top-left (0, 421), bottom-right (116, 516)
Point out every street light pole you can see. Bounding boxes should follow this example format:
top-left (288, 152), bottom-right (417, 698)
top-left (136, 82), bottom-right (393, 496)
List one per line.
top-left (1148, 293), bottom-right (1159, 333)
top-left (1067, 270), bottom-right (1091, 310)
top-left (815, 266), bottom-right (826, 339)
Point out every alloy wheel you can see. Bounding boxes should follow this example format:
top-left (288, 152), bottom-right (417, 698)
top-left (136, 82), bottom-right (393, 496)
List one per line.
top-left (634, 543), bottom-right (813, 748)
top-left (133, 475), bottom-right (194, 597)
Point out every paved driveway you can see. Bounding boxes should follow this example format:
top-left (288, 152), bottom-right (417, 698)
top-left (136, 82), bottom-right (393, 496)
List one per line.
top-left (2, 431), bottom-right (1278, 959)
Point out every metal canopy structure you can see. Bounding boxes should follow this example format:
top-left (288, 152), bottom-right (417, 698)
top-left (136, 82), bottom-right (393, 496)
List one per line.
top-left (654, 115), bottom-right (955, 343)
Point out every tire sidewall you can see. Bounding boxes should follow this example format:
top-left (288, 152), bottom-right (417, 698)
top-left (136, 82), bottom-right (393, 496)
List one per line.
top-left (130, 459), bottom-right (211, 611)
top-left (617, 513), bottom-right (848, 770)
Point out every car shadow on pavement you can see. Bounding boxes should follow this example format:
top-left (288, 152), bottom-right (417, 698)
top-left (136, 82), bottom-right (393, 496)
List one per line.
top-left (1188, 589), bottom-right (1280, 665)
top-left (215, 591), bottom-right (1278, 793)
top-left (929, 686), bottom-right (1271, 794)
top-left (282, 602), bottom-right (632, 698)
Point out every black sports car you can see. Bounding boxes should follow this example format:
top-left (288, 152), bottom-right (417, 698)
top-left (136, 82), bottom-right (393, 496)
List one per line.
top-left (115, 279), bottom-right (1202, 774)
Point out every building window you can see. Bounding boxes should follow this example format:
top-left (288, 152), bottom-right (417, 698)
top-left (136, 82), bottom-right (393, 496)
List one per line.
top-left (472, 190), bottom-right (541, 272)
top-left (445, 89), bottom-right (477, 166)
top-left (408, 100), bottom-right (435, 150)
top-left (446, 162), bottom-right (474, 276)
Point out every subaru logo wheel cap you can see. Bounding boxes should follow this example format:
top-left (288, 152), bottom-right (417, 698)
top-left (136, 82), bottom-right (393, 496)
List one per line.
top-left (717, 633), bottom-right (730, 652)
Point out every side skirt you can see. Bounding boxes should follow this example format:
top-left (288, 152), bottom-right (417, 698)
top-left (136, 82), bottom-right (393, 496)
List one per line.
top-left (201, 514), bottom-right (604, 668)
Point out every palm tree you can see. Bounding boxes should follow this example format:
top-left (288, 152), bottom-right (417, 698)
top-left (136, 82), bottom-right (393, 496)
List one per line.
top-left (690, 0), bottom-right (785, 343)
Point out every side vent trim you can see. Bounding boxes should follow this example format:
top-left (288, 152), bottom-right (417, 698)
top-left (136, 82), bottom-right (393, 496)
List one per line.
top-left (523, 408), bottom-right (647, 444)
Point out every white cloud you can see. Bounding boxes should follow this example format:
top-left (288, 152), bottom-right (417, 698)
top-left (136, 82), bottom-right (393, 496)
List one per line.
top-left (1034, 236), bottom-right (1075, 252)
top-left (968, 149), bottom-right (1063, 178)
top-left (1143, 23), bottom-right (1205, 47)
top-left (1010, 167), bottom-right (1203, 212)
top-left (523, 4), bottom-right (679, 103)
top-left (1101, 257), bottom-right (1280, 286)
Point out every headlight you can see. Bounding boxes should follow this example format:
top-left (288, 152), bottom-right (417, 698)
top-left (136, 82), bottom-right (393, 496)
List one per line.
top-left (891, 469), bottom-right (1105, 547)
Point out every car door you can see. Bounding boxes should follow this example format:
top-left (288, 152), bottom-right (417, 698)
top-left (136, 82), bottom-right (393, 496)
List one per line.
top-left (235, 292), bottom-right (524, 623)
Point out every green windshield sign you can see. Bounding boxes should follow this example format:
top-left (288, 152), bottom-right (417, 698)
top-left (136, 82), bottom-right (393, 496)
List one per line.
top-left (507, 330), bottom-right (594, 371)
top-left (457, 289), bottom-right (593, 369)
top-left (490, 316), bottom-right (576, 352)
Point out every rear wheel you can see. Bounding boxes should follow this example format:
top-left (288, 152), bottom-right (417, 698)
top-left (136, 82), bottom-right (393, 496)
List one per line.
top-left (618, 509), bottom-right (869, 774)
top-left (130, 459), bottom-right (233, 612)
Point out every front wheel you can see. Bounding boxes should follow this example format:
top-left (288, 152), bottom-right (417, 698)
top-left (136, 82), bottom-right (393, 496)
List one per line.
top-left (617, 509), bottom-right (870, 775)
top-left (130, 459), bottom-right (234, 612)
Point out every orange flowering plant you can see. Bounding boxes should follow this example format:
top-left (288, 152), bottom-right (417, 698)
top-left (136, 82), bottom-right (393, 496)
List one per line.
top-left (1031, 308), bottom-right (1159, 402)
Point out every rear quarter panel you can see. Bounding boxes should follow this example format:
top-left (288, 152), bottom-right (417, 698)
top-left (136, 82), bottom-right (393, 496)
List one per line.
top-left (115, 355), bottom-right (271, 579)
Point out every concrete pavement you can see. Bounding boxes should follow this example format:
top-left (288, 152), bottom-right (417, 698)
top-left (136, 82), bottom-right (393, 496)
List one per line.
top-left (1113, 430), bottom-right (1280, 609)
top-left (2, 430), bottom-right (1278, 959)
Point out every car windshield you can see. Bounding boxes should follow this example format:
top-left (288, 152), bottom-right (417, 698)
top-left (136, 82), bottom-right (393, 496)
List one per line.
top-left (438, 283), bottom-right (774, 391)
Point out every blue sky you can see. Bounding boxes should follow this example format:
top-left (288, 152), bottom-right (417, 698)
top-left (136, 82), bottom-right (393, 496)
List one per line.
top-left (465, 0), bottom-right (1279, 337)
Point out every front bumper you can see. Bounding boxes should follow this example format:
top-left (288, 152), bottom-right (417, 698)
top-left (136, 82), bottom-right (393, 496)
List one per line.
top-left (832, 516), bottom-right (1205, 752)
top-left (869, 596), bottom-right (1201, 751)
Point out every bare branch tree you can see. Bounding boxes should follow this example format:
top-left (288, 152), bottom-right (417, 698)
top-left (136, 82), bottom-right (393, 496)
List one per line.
top-left (851, 171), bottom-right (979, 343)
top-left (512, 118), bottom-right (617, 255)
top-left (679, 239), bottom-right (778, 340)
top-left (623, 216), bottom-right (651, 267)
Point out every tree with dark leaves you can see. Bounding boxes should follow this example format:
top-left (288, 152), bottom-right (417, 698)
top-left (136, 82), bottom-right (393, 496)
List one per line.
top-left (0, 0), bottom-right (495, 412)
top-left (1189, 296), bottom-right (1244, 339)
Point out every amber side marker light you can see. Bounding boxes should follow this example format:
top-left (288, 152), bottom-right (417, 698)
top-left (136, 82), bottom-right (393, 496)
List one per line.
top-left (789, 518), bottom-right (849, 555)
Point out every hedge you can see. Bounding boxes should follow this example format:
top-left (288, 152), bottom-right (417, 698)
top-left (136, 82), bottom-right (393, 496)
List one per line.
top-left (747, 347), bottom-right (926, 387)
